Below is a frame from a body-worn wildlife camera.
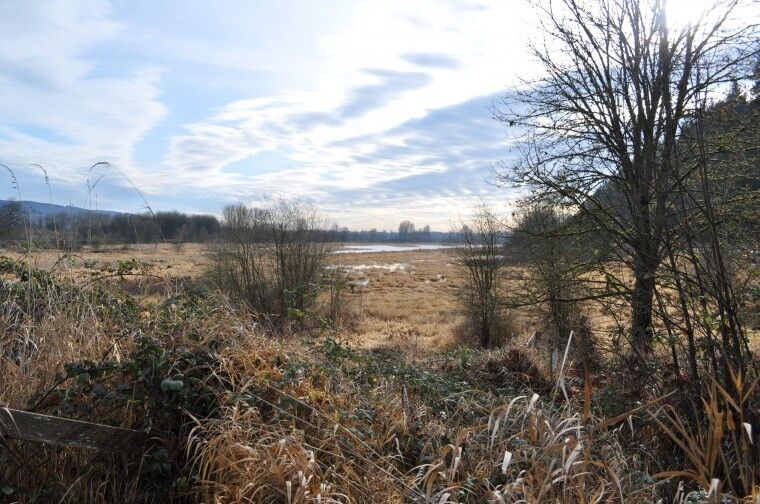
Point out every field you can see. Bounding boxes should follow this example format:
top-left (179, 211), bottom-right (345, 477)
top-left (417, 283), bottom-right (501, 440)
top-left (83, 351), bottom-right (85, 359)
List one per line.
top-left (328, 248), bottom-right (466, 351)
top-left (2, 242), bottom-right (758, 503)
top-left (3, 243), bottom-right (642, 351)
top-left (4, 243), bottom-right (546, 352)
top-left (8, 241), bottom-right (758, 365)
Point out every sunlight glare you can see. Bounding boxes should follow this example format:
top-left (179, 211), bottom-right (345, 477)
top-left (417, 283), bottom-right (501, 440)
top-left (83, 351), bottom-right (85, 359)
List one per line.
top-left (666, 0), bottom-right (715, 29)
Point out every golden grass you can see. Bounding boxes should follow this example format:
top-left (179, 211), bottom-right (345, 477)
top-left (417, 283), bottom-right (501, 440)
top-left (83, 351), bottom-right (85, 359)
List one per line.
top-left (324, 249), bottom-right (467, 351)
top-left (4, 242), bottom-right (209, 279)
top-left (0, 244), bottom-right (707, 353)
top-left (5, 245), bottom-right (475, 351)
top-left (183, 336), bottom-right (648, 503)
top-left (6, 243), bottom-right (756, 354)
top-left (2, 246), bottom-right (758, 502)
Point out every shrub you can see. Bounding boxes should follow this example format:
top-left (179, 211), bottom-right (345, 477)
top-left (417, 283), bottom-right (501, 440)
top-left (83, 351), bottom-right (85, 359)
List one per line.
top-left (453, 308), bottom-right (519, 349)
top-left (206, 199), bottom-right (331, 321)
top-left (455, 207), bottom-right (508, 348)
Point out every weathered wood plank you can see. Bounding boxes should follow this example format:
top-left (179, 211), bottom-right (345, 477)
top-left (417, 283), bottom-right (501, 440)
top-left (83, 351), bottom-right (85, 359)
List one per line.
top-left (0, 408), bottom-right (147, 451)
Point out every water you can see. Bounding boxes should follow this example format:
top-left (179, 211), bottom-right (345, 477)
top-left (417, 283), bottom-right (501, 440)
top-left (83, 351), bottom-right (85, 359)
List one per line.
top-left (333, 244), bottom-right (453, 254)
top-left (326, 263), bottom-right (407, 272)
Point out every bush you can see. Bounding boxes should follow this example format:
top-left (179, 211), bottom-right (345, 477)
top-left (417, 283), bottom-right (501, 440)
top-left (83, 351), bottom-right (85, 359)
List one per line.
top-left (507, 204), bottom-right (588, 349)
top-left (206, 199), bottom-right (331, 321)
top-left (453, 307), bottom-right (519, 349)
top-left (455, 207), bottom-right (508, 348)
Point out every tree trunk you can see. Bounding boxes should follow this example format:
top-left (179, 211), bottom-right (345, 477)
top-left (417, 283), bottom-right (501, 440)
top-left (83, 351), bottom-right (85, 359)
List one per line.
top-left (630, 262), bottom-right (656, 358)
top-left (480, 312), bottom-right (491, 348)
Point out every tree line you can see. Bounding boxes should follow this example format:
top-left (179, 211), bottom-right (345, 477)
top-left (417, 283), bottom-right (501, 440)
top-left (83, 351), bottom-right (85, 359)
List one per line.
top-left (0, 199), bottom-right (444, 248)
top-left (0, 204), bottom-right (221, 248)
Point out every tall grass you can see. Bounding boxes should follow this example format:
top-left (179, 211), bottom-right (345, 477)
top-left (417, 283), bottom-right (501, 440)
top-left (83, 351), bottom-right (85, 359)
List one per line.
top-left (1, 165), bottom-right (758, 502)
top-left (2, 253), bottom-right (759, 502)
top-left (650, 370), bottom-right (758, 498)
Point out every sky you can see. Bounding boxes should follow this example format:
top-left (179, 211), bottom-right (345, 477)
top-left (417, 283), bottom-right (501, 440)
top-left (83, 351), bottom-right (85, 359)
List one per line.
top-left (0, 0), bottom-right (726, 230)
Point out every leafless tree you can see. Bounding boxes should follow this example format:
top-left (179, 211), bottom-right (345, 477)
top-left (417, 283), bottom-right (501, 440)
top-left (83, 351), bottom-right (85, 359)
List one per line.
top-left (495, 0), bottom-right (759, 361)
top-left (398, 220), bottom-right (415, 241)
top-left (208, 203), bottom-right (275, 314)
top-left (208, 199), bottom-right (332, 320)
top-left (508, 204), bottom-right (582, 346)
top-left (268, 199), bottom-right (332, 315)
top-left (655, 85), bottom-right (760, 395)
top-left (455, 207), bottom-right (509, 348)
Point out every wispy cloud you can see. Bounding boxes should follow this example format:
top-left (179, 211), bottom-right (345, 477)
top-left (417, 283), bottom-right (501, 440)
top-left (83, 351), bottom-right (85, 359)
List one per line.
top-left (403, 53), bottom-right (461, 70)
top-left (0, 0), bottom-right (166, 200)
top-left (0, 0), bottom-right (536, 228)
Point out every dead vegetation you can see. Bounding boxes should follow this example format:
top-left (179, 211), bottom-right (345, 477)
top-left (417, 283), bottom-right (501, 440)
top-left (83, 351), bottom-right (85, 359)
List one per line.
top-left (0, 248), bottom-right (757, 502)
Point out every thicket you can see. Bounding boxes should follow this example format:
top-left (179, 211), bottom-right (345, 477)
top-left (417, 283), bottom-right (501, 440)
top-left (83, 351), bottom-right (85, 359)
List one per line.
top-left (486, 0), bottom-right (760, 499)
top-left (205, 200), bottom-right (333, 322)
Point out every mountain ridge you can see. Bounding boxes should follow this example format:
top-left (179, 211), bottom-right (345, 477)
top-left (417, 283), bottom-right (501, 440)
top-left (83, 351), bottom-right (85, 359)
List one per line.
top-left (0, 200), bottom-right (126, 219)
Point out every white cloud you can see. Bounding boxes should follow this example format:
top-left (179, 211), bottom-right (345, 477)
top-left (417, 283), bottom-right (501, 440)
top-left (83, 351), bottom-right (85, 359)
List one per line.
top-left (0, 0), bottom-right (537, 228)
top-left (0, 0), bottom-right (166, 194)
top-left (0, 0), bottom-right (118, 88)
top-left (159, 0), bottom-right (535, 227)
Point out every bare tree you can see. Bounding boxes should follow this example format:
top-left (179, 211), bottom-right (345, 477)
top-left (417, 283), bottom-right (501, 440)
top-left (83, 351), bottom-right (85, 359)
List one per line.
top-left (208, 199), bottom-right (332, 320)
top-left (268, 199), bottom-right (332, 316)
top-left (397, 220), bottom-right (415, 241)
top-left (495, 0), bottom-right (758, 361)
top-left (455, 207), bottom-right (509, 348)
top-left (208, 203), bottom-right (276, 314)
top-left (507, 203), bottom-right (606, 375)
top-left (509, 205), bottom-right (577, 344)
top-left (656, 86), bottom-right (760, 393)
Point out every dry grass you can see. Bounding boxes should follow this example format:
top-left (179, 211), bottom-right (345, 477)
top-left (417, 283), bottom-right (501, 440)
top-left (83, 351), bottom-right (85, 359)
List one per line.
top-left (2, 245), bottom-right (758, 502)
top-left (324, 250), bottom-right (464, 344)
top-left (1, 245), bottom-right (482, 350)
top-left (3, 242), bottom-right (208, 279)
top-left (181, 335), bottom-right (651, 503)
top-left (0, 245), bottom-right (615, 353)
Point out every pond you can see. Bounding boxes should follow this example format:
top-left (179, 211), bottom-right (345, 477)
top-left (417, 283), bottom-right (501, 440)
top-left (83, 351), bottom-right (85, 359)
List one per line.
top-left (332, 244), bottom-right (454, 254)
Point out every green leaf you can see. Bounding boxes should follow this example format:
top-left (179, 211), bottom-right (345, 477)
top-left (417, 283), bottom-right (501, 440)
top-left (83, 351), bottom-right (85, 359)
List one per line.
top-left (160, 378), bottom-right (184, 392)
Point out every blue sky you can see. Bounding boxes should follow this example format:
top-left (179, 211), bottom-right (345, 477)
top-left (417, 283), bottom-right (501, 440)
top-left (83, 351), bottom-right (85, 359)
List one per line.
top-left (0, 0), bottom-right (721, 229)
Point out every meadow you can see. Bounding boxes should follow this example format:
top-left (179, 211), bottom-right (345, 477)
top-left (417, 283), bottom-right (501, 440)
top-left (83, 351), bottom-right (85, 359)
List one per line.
top-left (2, 244), bottom-right (570, 352)
top-left (3, 243), bottom-right (682, 353)
top-left (2, 240), bottom-right (756, 502)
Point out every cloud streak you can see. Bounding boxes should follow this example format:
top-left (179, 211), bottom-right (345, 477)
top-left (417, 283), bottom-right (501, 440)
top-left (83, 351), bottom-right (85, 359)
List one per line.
top-left (0, 0), bottom-right (537, 229)
top-left (0, 0), bottom-right (167, 200)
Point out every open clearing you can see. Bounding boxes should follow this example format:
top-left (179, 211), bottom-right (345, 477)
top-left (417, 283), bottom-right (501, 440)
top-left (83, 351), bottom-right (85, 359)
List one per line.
top-left (8, 243), bottom-right (757, 356)
top-left (5, 244), bottom-right (470, 350)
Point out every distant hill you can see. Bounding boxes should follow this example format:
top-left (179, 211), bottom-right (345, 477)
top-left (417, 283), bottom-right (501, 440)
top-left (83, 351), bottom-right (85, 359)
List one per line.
top-left (0, 200), bottom-right (125, 220)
